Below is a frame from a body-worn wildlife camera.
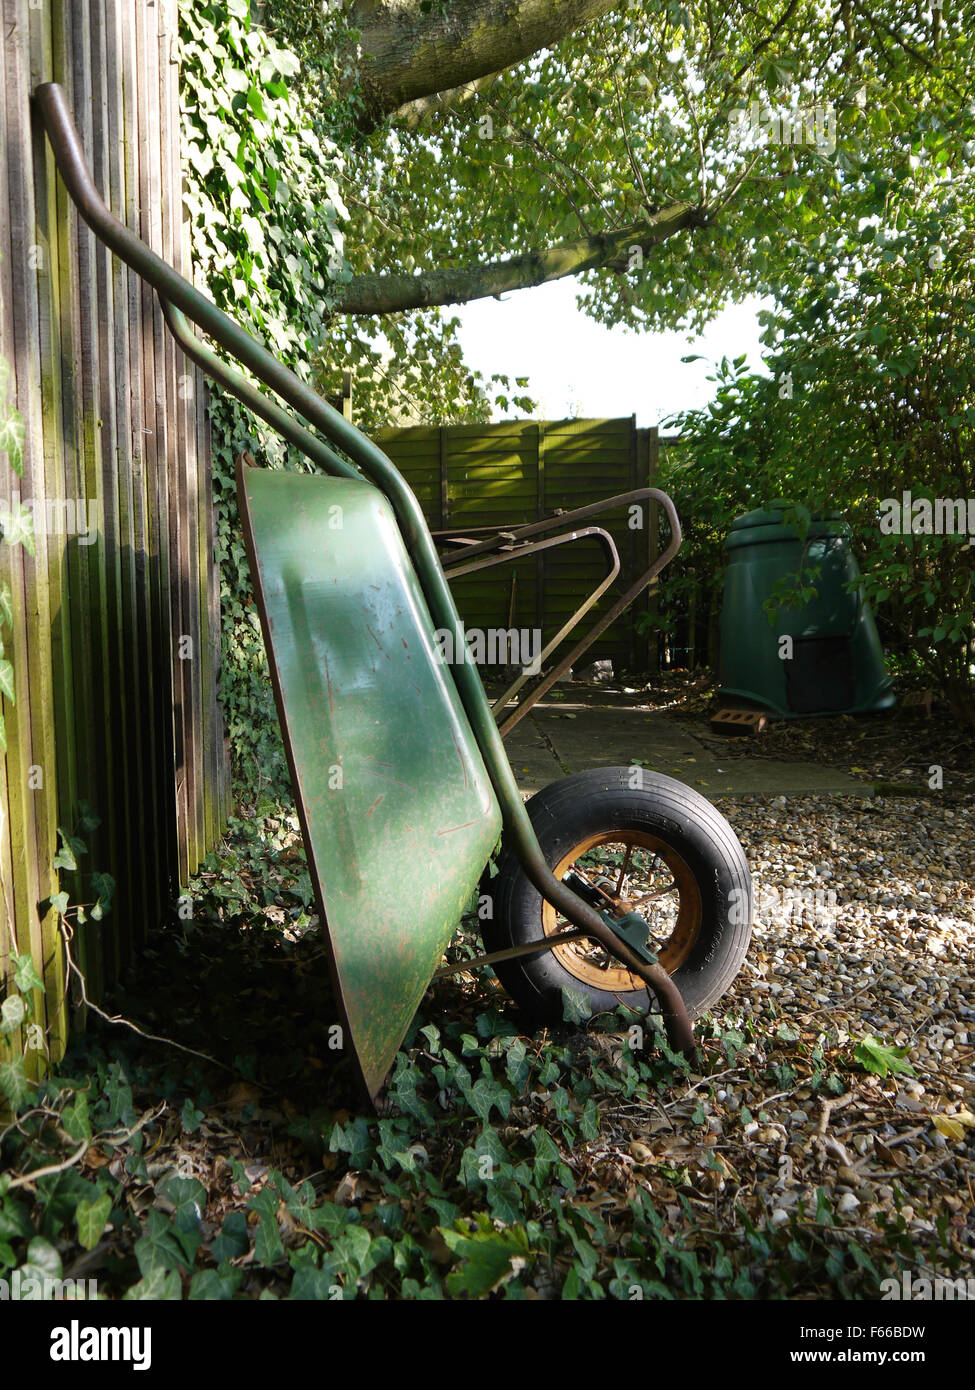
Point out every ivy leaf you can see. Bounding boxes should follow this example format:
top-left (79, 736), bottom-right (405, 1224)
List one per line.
top-left (189, 1265), bottom-right (244, 1300)
top-left (160, 1175), bottom-right (207, 1233)
top-left (123, 1268), bottom-right (183, 1300)
top-left (0, 1058), bottom-right (29, 1107)
top-left (210, 1211), bottom-right (250, 1263)
top-left (561, 984), bottom-right (593, 1025)
top-left (76, 801), bottom-right (101, 832)
top-left (0, 402), bottom-right (25, 475)
top-left (0, 995), bottom-right (26, 1036)
top-left (52, 828), bottom-right (78, 872)
top-left (440, 1219), bottom-right (531, 1298)
top-left (181, 1099), bottom-right (205, 1134)
top-left (62, 1092), bottom-right (92, 1141)
top-left (23, 1235), bottom-right (62, 1279)
top-left (11, 953), bottom-right (44, 995)
top-left (134, 1209), bottom-right (194, 1276)
top-left (90, 872), bottom-right (116, 921)
top-left (579, 1098), bottom-right (600, 1142)
top-left (76, 1191), bottom-right (113, 1251)
top-left (465, 1077), bottom-right (511, 1126)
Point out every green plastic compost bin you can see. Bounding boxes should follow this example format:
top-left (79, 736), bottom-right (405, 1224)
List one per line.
top-left (717, 506), bottom-right (894, 718)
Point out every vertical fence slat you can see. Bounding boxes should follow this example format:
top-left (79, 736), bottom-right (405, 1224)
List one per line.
top-left (2, 0), bottom-right (66, 1070)
top-left (0, 0), bottom-right (228, 1075)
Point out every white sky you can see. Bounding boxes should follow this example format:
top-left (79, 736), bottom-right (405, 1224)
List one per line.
top-left (454, 281), bottom-right (774, 426)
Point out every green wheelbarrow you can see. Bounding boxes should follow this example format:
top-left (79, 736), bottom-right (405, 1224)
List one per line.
top-left (36, 85), bottom-right (752, 1107)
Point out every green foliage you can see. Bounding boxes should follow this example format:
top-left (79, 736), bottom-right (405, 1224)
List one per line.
top-left (853, 1036), bottom-right (915, 1080)
top-left (186, 801), bottom-right (316, 926)
top-left (179, 5), bottom-right (533, 793)
top-left (0, 353), bottom-right (30, 753)
top-left (440, 1214), bottom-right (532, 1298)
top-left (3, 797), bottom-right (967, 1300)
top-left (179, 2), bottom-right (353, 791)
top-left (45, 812), bottom-right (116, 930)
top-left (308, 1), bottom-right (973, 331)
top-left (660, 159), bottom-right (974, 718)
top-left (0, 356), bottom-right (25, 478)
top-left (181, 1), bottom-right (346, 355)
top-left (560, 983), bottom-right (594, 1025)
top-left (76, 1191), bottom-right (113, 1251)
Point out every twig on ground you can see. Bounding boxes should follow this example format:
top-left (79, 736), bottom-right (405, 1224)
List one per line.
top-left (58, 916), bottom-right (233, 1075)
top-left (5, 1138), bottom-right (89, 1191)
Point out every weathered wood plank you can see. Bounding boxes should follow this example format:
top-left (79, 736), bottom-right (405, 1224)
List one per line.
top-left (2, 0), bottom-right (65, 1069)
top-left (0, 0), bottom-right (228, 1069)
top-left (118, 0), bottom-right (168, 935)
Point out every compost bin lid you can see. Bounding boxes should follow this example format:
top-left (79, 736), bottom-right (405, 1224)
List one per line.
top-left (726, 502), bottom-right (849, 549)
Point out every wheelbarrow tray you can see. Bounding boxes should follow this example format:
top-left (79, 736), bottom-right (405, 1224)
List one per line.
top-left (238, 459), bottom-right (502, 1101)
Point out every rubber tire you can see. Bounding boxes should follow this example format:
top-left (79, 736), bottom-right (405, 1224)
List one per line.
top-left (480, 767), bottom-right (752, 1024)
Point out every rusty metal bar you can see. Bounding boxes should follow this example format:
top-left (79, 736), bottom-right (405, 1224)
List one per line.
top-left (158, 299), bottom-right (361, 482)
top-left (439, 490), bottom-right (682, 732)
top-left (433, 926), bottom-right (589, 977)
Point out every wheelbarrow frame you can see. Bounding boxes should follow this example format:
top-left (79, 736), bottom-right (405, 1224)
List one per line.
top-left (34, 83), bottom-right (698, 1099)
top-left (435, 487), bottom-right (682, 734)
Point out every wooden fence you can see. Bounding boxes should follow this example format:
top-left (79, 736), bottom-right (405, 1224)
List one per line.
top-left (0, 0), bottom-right (229, 1079)
top-left (380, 419), bottom-right (679, 673)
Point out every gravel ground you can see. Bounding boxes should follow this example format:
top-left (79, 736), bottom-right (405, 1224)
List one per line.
top-left (39, 761), bottom-right (970, 1298)
top-left (671, 790), bottom-right (975, 1274)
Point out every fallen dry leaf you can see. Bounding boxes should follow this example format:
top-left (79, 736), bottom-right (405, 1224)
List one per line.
top-left (334, 1171), bottom-right (360, 1205)
top-left (932, 1114), bottom-right (968, 1142)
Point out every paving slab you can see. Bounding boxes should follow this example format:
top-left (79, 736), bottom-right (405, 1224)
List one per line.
top-left (501, 687), bottom-right (874, 797)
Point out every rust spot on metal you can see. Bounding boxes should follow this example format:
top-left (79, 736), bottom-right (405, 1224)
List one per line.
top-left (361, 765), bottom-right (414, 790)
top-left (365, 795), bottom-right (384, 817)
top-left (451, 730), bottom-right (469, 790)
top-left (324, 655), bottom-right (335, 715)
top-left (365, 623), bottom-right (388, 655)
top-left (438, 819), bottom-right (479, 835)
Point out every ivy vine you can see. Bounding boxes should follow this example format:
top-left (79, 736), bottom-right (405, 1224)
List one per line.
top-left (179, 1), bottom-right (352, 790)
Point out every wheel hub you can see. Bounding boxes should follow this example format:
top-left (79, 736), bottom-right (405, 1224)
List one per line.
top-left (543, 831), bottom-right (702, 992)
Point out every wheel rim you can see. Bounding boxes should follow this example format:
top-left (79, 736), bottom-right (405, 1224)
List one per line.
top-left (542, 830), bottom-right (702, 992)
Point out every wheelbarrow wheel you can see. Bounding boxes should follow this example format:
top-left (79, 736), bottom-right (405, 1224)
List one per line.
top-left (480, 767), bottom-right (751, 1026)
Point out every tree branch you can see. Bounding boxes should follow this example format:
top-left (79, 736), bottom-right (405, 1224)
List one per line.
top-left (391, 74), bottom-right (501, 129)
top-left (333, 203), bottom-right (706, 315)
top-left (351, 0), bottom-right (619, 128)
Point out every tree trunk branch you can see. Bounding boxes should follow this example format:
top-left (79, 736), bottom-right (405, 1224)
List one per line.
top-left (351, 0), bottom-right (619, 127)
top-left (333, 203), bottom-right (706, 315)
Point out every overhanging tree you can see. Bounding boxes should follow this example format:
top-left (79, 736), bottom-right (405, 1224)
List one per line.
top-left (258, 0), bottom-right (973, 426)
top-left (182, 1), bottom-right (975, 773)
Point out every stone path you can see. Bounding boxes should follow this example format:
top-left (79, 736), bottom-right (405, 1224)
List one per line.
top-left (502, 686), bottom-right (874, 797)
